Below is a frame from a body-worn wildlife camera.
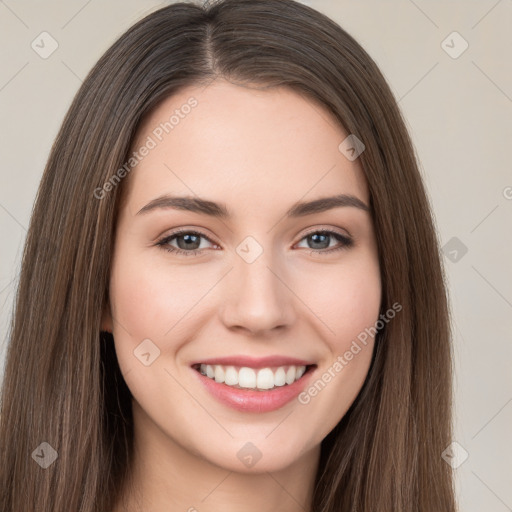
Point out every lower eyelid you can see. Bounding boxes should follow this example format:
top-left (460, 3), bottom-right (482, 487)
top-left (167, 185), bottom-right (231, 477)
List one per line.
top-left (157, 232), bottom-right (217, 250)
top-left (157, 229), bottom-right (352, 253)
top-left (297, 232), bottom-right (352, 250)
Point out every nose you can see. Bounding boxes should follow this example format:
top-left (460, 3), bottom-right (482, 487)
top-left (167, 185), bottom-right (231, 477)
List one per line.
top-left (219, 251), bottom-right (297, 336)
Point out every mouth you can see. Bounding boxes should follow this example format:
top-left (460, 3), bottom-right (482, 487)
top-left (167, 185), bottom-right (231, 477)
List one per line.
top-left (191, 363), bottom-right (317, 392)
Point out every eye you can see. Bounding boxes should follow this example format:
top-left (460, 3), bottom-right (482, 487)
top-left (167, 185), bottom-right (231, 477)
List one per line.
top-left (295, 229), bottom-right (353, 254)
top-left (156, 229), bottom-right (218, 256)
top-left (156, 228), bottom-right (353, 257)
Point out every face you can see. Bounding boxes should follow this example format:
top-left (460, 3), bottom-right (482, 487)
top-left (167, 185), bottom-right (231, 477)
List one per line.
top-left (102, 79), bottom-right (381, 474)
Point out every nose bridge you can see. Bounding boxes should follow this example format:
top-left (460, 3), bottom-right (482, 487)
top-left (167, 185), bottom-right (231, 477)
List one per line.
top-left (220, 238), bottom-right (295, 334)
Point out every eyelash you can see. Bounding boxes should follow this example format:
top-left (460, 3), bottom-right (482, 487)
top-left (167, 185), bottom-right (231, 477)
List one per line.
top-left (155, 228), bottom-right (353, 257)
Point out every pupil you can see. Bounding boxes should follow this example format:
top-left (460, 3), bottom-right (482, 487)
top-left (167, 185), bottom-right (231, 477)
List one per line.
top-left (310, 233), bottom-right (329, 250)
top-left (178, 234), bottom-right (200, 250)
top-left (175, 233), bottom-right (331, 251)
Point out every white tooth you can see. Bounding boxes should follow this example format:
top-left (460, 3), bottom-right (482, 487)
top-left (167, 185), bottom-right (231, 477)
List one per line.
top-left (256, 368), bottom-right (275, 389)
top-left (201, 364), bottom-right (307, 389)
top-left (238, 367), bottom-right (256, 388)
top-left (224, 366), bottom-right (238, 386)
top-left (285, 366), bottom-right (296, 385)
top-left (214, 365), bottom-right (225, 383)
top-left (274, 367), bottom-right (286, 386)
top-left (296, 365), bottom-right (306, 379)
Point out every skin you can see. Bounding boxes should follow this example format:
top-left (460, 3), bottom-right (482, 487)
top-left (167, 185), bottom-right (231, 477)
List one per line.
top-left (103, 79), bottom-right (382, 512)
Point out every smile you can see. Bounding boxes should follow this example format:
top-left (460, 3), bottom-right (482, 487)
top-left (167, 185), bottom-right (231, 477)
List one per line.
top-left (191, 358), bottom-right (317, 413)
top-left (192, 363), bottom-right (313, 391)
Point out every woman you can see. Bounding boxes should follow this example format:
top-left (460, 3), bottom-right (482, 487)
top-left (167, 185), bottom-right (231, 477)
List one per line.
top-left (0, 0), bottom-right (457, 510)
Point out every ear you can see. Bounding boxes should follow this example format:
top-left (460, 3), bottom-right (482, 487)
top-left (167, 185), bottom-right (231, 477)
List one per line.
top-left (101, 301), bottom-right (113, 333)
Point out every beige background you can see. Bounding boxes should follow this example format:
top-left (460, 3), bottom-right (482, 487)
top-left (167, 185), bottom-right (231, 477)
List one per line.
top-left (1, 1), bottom-right (511, 510)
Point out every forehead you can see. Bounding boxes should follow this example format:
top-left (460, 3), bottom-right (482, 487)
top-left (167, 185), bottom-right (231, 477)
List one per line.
top-left (124, 79), bottom-right (369, 214)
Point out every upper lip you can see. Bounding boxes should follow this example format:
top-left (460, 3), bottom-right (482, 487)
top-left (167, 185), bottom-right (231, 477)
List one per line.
top-left (191, 355), bottom-right (316, 369)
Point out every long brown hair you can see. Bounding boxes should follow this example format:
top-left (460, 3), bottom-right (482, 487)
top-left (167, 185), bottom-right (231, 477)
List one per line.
top-left (0, 0), bottom-right (456, 510)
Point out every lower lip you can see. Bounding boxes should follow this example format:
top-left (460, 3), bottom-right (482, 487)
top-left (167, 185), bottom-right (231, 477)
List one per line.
top-left (193, 367), bottom-right (316, 413)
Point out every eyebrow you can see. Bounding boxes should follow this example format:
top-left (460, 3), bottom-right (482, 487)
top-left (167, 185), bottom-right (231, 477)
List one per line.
top-left (136, 193), bottom-right (370, 218)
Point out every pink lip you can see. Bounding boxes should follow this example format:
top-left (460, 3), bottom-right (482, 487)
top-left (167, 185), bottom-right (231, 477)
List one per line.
top-left (192, 365), bottom-right (317, 413)
top-left (190, 355), bottom-right (315, 369)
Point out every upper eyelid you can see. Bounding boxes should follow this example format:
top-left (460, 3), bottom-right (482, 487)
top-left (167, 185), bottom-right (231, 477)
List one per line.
top-left (156, 227), bottom-right (216, 243)
top-left (300, 225), bottom-right (352, 239)
top-left (157, 226), bottom-right (352, 248)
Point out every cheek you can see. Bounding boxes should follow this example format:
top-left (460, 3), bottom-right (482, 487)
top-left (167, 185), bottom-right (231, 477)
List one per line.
top-left (109, 253), bottom-right (208, 342)
top-left (108, 253), bottom-right (205, 408)
top-left (295, 254), bottom-right (381, 351)
top-left (295, 257), bottom-right (381, 433)
top-left (110, 243), bottom-right (381, 357)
